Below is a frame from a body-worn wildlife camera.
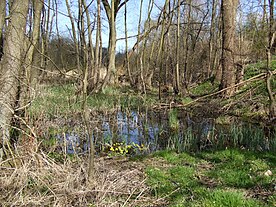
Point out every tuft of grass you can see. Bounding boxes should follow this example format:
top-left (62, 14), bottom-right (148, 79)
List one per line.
top-left (201, 189), bottom-right (264, 207)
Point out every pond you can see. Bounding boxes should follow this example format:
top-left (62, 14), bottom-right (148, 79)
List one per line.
top-left (55, 109), bottom-right (276, 155)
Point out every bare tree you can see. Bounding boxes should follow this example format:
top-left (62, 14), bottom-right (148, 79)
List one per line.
top-left (100, 0), bottom-right (128, 90)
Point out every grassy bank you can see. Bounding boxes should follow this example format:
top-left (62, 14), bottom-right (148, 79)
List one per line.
top-left (1, 148), bottom-right (274, 206)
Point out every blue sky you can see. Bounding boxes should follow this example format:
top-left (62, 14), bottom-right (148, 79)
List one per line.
top-left (54, 0), bottom-right (163, 52)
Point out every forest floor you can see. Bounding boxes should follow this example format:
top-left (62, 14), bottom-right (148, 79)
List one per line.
top-left (0, 148), bottom-right (275, 206)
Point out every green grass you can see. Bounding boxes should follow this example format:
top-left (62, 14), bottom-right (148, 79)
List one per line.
top-left (29, 84), bottom-right (159, 117)
top-left (244, 59), bottom-right (276, 80)
top-left (190, 81), bottom-right (219, 96)
top-left (146, 149), bottom-right (275, 207)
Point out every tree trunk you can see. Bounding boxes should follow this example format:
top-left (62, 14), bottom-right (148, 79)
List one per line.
top-left (175, 0), bottom-right (181, 95)
top-left (65, 0), bottom-right (81, 90)
top-left (0, 0), bottom-right (29, 144)
top-left (94, 0), bottom-right (102, 88)
top-left (137, 0), bottom-right (146, 93)
top-left (23, 0), bottom-right (44, 104)
top-left (183, 0), bottom-right (191, 94)
top-left (100, 0), bottom-right (128, 90)
top-left (157, 0), bottom-right (169, 100)
top-left (101, 0), bottom-right (116, 90)
top-left (83, 0), bottom-right (95, 91)
top-left (0, 0), bottom-right (6, 61)
top-left (207, 0), bottom-right (218, 79)
top-left (266, 0), bottom-right (276, 119)
top-left (39, 0), bottom-right (53, 80)
top-left (219, 0), bottom-right (238, 97)
top-left (124, 0), bottom-right (134, 86)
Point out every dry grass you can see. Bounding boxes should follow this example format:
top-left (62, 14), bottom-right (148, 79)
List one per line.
top-left (0, 149), bottom-right (164, 207)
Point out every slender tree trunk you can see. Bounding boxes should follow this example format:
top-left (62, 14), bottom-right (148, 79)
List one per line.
top-left (266, 0), bottom-right (276, 119)
top-left (0, 0), bottom-right (6, 60)
top-left (175, 0), bottom-right (181, 95)
top-left (124, 0), bottom-right (133, 86)
top-left (54, 0), bottom-right (65, 72)
top-left (40, 0), bottom-right (52, 80)
top-left (83, 0), bottom-right (95, 91)
top-left (100, 0), bottom-right (128, 89)
top-left (183, 0), bottom-right (191, 94)
top-left (24, 0), bottom-right (44, 102)
top-left (0, 0), bottom-right (29, 144)
top-left (65, 0), bottom-right (81, 85)
top-left (219, 0), bottom-right (238, 97)
top-left (207, 0), bottom-right (218, 79)
top-left (94, 0), bottom-right (102, 87)
top-left (137, 0), bottom-right (146, 93)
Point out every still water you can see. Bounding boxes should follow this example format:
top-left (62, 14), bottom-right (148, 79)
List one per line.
top-left (56, 109), bottom-right (276, 154)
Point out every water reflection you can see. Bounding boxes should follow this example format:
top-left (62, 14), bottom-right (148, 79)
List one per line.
top-left (57, 109), bottom-right (276, 154)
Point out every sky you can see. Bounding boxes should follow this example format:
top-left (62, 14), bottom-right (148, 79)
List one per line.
top-left (53, 0), bottom-right (163, 52)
